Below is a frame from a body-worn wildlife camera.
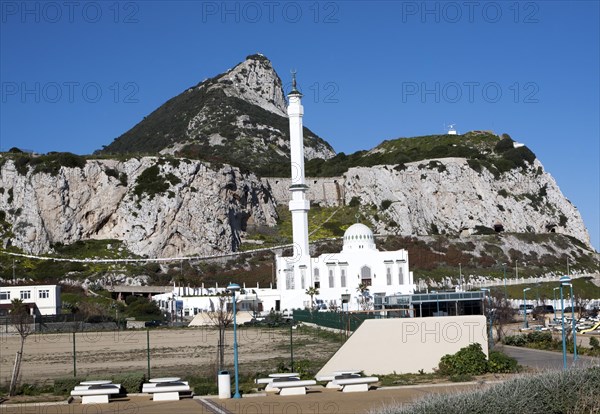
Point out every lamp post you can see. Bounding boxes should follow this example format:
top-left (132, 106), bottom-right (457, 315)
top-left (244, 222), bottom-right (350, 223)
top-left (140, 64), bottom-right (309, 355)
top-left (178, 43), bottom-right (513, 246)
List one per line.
top-left (227, 282), bottom-right (241, 399)
top-left (522, 288), bottom-right (531, 329)
top-left (502, 263), bottom-right (507, 298)
top-left (459, 263), bottom-right (462, 291)
top-left (482, 288), bottom-right (493, 349)
top-left (559, 280), bottom-right (567, 370)
top-left (553, 287), bottom-right (559, 322)
top-left (562, 279), bottom-right (578, 363)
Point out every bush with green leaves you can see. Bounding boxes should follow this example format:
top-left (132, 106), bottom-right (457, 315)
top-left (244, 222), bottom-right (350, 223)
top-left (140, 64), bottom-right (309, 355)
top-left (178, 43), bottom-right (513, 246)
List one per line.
top-left (487, 350), bottom-right (519, 373)
top-left (54, 377), bottom-right (86, 396)
top-left (438, 343), bottom-right (488, 376)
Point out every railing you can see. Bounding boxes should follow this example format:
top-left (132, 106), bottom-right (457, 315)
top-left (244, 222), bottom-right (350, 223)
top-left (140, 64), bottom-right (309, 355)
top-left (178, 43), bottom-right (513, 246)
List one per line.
top-left (468, 272), bottom-right (598, 289)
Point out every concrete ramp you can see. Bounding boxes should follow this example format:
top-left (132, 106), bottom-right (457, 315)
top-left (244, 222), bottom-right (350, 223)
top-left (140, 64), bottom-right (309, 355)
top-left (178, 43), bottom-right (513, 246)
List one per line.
top-left (316, 315), bottom-right (488, 376)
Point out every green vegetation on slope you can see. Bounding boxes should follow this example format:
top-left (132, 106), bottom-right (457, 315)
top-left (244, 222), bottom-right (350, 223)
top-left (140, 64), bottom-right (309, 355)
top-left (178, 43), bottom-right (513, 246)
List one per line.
top-left (304, 132), bottom-right (537, 177)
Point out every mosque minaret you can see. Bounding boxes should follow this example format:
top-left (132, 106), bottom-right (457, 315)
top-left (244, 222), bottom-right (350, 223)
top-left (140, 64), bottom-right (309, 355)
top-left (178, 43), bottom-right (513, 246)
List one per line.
top-left (286, 73), bottom-right (310, 266)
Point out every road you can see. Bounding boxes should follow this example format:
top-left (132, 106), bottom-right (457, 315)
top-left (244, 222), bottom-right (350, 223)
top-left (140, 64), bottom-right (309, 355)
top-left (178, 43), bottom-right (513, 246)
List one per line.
top-left (498, 344), bottom-right (600, 370)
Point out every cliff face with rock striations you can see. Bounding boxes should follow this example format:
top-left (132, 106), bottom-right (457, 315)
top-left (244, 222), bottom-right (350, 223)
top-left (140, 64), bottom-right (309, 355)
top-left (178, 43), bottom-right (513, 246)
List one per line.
top-left (0, 157), bottom-right (277, 257)
top-left (264, 157), bottom-right (590, 245)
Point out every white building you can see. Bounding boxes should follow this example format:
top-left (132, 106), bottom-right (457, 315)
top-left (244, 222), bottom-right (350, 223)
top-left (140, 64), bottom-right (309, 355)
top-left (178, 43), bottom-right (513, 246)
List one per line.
top-left (275, 223), bottom-right (414, 311)
top-left (0, 284), bottom-right (61, 315)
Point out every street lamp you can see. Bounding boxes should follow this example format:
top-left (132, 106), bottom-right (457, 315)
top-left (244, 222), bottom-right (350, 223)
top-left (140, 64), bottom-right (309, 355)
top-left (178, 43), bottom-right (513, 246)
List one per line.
top-left (561, 278), bottom-right (577, 363)
top-left (522, 288), bottom-right (531, 329)
top-left (227, 282), bottom-right (241, 399)
top-left (482, 288), bottom-right (493, 349)
top-left (502, 263), bottom-right (507, 298)
top-left (558, 278), bottom-right (568, 370)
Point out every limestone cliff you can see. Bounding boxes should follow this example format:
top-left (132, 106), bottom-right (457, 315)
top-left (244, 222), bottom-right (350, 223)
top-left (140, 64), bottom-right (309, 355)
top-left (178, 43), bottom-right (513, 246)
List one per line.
top-left (263, 157), bottom-right (590, 246)
top-left (0, 157), bottom-right (277, 257)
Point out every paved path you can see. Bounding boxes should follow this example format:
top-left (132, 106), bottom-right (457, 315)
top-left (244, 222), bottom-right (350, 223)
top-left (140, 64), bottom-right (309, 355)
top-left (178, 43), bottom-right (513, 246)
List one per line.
top-left (0, 384), bottom-right (487, 414)
top-left (498, 344), bottom-right (600, 370)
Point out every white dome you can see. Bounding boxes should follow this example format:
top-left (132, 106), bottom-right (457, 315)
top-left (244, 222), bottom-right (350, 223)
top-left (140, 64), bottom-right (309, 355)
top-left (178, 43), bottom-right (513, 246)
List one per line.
top-left (342, 223), bottom-right (377, 251)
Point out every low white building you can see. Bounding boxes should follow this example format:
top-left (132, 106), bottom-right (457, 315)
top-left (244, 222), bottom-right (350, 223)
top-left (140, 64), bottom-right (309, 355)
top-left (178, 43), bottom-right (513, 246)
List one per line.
top-left (276, 223), bottom-right (415, 311)
top-left (0, 284), bottom-right (61, 315)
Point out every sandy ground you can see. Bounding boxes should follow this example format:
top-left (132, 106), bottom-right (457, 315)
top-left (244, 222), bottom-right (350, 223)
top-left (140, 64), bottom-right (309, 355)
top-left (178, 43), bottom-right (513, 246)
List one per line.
top-left (0, 326), bottom-right (342, 385)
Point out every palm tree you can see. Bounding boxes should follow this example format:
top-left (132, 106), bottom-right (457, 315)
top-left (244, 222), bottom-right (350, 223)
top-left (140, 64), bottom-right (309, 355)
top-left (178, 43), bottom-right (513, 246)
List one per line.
top-left (356, 283), bottom-right (372, 311)
top-left (305, 287), bottom-right (319, 310)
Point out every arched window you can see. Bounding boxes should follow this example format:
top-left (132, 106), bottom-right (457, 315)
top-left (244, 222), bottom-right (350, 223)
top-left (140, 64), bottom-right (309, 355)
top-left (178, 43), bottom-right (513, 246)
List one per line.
top-left (361, 266), bottom-right (372, 286)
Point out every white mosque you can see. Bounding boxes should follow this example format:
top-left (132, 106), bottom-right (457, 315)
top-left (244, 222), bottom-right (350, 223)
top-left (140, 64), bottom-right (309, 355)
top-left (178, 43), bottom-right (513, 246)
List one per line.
top-left (273, 74), bottom-right (415, 312)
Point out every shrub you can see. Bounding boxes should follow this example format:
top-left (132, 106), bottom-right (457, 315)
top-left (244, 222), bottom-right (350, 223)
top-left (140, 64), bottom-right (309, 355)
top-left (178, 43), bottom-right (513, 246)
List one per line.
top-left (348, 196), bottom-right (360, 207)
top-left (372, 367), bottom-right (600, 414)
top-left (380, 199), bottom-right (392, 210)
top-left (494, 136), bottom-right (514, 153)
top-left (589, 336), bottom-right (599, 350)
top-left (438, 343), bottom-right (488, 376)
top-left (487, 350), bottom-right (519, 373)
top-left (54, 377), bottom-right (86, 396)
top-left (112, 372), bottom-right (145, 393)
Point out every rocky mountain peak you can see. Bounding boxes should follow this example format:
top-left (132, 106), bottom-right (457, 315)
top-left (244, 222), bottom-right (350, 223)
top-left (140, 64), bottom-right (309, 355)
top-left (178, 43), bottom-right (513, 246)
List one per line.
top-left (201, 54), bottom-right (287, 117)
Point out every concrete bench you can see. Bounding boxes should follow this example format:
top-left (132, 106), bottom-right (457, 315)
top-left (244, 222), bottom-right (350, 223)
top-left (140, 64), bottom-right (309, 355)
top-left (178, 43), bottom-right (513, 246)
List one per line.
top-left (142, 381), bottom-right (191, 401)
top-left (333, 376), bottom-right (379, 393)
top-left (317, 374), bottom-right (360, 389)
top-left (274, 379), bottom-right (316, 396)
top-left (256, 376), bottom-right (300, 392)
top-left (70, 384), bottom-right (121, 404)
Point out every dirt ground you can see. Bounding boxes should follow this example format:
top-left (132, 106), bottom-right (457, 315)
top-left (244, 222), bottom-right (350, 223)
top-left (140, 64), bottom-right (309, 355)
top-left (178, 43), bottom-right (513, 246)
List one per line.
top-left (0, 326), bottom-right (342, 386)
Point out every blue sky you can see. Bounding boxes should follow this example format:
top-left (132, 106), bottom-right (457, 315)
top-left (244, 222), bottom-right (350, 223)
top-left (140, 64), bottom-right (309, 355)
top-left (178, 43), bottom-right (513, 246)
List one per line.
top-left (1, 1), bottom-right (598, 250)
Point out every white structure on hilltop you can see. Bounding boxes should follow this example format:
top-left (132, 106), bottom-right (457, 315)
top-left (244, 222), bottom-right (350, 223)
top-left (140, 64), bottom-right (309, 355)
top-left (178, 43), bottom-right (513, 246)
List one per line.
top-left (274, 74), bottom-right (415, 312)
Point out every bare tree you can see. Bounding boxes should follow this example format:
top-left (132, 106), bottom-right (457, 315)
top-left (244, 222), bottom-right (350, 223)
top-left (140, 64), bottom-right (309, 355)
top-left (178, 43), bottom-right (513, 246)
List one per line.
top-left (487, 294), bottom-right (516, 343)
top-left (206, 294), bottom-right (233, 371)
top-left (9, 299), bottom-right (34, 396)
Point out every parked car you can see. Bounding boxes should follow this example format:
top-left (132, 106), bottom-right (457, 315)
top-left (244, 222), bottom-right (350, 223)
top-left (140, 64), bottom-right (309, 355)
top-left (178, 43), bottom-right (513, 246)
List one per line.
top-left (533, 305), bottom-right (554, 314)
top-left (518, 304), bottom-right (534, 315)
top-left (563, 306), bottom-right (586, 314)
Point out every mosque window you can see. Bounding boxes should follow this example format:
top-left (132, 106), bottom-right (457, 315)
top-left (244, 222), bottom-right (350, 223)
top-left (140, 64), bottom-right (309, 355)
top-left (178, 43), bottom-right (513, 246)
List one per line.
top-left (340, 268), bottom-right (347, 288)
top-left (314, 268), bottom-right (320, 282)
top-left (301, 269), bottom-right (306, 290)
top-left (329, 268), bottom-right (335, 288)
top-left (386, 266), bottom-right (392, 285)
top-left (361, 266), bottom-right (372, 286)
top-left (398, 266), bottom-right (404, 285)
top-left (286, 271), bottom-right (295, 290)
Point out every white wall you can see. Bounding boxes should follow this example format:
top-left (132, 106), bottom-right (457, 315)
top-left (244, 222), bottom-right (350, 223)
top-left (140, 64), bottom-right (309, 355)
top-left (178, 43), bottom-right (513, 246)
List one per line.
top-left (316, 315), bottom-right (489, 376)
